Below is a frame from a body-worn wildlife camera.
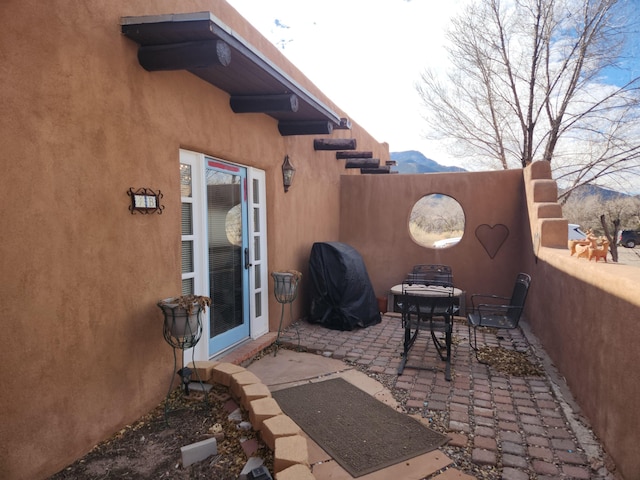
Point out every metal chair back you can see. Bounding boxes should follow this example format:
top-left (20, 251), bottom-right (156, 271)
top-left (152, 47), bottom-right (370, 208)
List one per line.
top-left (467, 272), bottom-right (532, 355)
top-left (407, 264), bottom-right (453, 287)
top-left (507, 273), bottom-right (531, 323)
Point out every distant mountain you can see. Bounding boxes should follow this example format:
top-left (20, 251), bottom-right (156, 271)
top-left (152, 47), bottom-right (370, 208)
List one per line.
top-left (390, 152), bottom-right (636, 199)
top-left (567, 184), bottom-right (632, 201)
top-left (390, 150), bottom-right (466, 174)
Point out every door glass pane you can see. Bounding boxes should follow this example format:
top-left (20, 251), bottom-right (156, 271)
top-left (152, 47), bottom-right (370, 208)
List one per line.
top-left (181, 241), bottom-right (193, 273)
top-left (254, 263), bottom-right (261, 289)
top-left (254, 292), bottom-right (262, 317)
top-left (182, 277), bottom-right (194, 295)
top-left (253, 207), bottom-right (260, 233)
top-left (180, 164), bottom-right (192, 198)
top-left (253, 178), bottom-right (259, 203)
top-left (253, 236), bottom-right (260, 262)
top-left (207, 169), bottom-right (243, 338)
top-left (181, 203), bottom-right (193, 235)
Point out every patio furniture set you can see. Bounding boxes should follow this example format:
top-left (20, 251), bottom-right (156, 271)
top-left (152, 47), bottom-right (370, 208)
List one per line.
top-left (392, 264), bottom-right (531, 381)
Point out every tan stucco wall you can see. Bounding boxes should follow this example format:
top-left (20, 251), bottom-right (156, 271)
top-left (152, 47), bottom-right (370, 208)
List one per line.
top-left (339, 169), bottom-right (532, 302)
top-left (0, 1), bottom-right (388, 479)
top-left (524, 249), bottom-right (640, 480)
top-left (523, 163), bottom-right (640, 480)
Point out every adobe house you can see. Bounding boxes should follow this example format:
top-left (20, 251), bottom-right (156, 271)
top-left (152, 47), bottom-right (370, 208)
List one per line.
top-left (1, 1), bottom-right (639, 479)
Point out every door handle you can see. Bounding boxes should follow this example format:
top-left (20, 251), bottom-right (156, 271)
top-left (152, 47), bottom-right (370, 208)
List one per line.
top-left (244, 248), bottom-right (252, 269)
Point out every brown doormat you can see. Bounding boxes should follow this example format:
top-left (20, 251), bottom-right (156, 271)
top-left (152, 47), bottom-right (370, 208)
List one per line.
top-left (272, 377), bottom-right (448, 477)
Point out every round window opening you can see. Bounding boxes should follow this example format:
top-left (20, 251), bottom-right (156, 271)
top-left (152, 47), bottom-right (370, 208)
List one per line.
top-left (409, 194), bottom-right (465, 249)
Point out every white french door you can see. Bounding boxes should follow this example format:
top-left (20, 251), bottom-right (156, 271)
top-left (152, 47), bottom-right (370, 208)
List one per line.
top-left (248, 169), bottom-right (269, 338)
top-left (179, 149), bottom-right (268, 360)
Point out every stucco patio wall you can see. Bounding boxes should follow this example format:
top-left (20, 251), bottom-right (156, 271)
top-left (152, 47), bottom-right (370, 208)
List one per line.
top-left (0, 1), bottom-right (388, 479)
top-left (524, 247), bottom-right (640, 480)
top-left (523, 162), bottom-right (640, 480)
top-left (339, 164), bottom-right (640, 480)
top-left (339, 169), bottom-right (532, 303)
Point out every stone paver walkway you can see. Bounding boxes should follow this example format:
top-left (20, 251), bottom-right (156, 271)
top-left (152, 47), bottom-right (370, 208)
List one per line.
top-left (276, 313), bottom-right (615, 480)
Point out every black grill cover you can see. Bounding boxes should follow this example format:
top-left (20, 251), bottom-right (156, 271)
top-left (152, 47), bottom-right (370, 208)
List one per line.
top-left (308, 242), bottom-right (381, 330)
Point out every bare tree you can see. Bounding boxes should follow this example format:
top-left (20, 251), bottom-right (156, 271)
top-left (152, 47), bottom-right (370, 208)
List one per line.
top-left (417, 0), bottom-right (640, 199)
top-left (561, 192), bottom-right (603, 230)
top-left (600, 214), bottom-right (620, 261)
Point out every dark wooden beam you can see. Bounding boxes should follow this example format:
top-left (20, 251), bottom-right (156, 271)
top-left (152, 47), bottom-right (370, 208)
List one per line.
top-left (336, 151), bottom-right (373, 159)
top-left (278, 121), bottom-right (333, 136)
top-left (230, 94), bottom-right (299, 113)
top-left (314, 138), bottom-right (357, 151)
top-left (138, 40), bottom-right (231, 71)
top-left (334, 117), bottom-right (352, 130)
top-left (360, 166), bottom-right (390, 174)
top-left (385, 160), bottom-right (397, 166)
top-left (345, 158), bottom-right (380, 169)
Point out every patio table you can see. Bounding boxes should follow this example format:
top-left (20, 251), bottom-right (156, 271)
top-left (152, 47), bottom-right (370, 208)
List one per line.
top-left (389, 284), bottom-right (465, 315)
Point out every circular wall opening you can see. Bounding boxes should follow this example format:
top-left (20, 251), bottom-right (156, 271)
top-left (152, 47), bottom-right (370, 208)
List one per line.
top-left (409, 194), bottom-right (465, 248)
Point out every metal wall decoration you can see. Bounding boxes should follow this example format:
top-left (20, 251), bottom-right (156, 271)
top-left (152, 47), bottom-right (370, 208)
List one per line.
top-left (127, 187), bottom-right (164, 214)
top-left (475, 223), bottom-right (510, 258)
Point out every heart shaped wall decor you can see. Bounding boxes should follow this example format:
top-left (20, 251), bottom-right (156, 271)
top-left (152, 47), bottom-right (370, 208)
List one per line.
top-left (475, 224), bottom-right (509, 258)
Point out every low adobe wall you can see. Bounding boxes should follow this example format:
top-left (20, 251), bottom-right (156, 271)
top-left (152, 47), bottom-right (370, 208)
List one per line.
top-left (339, 169), bottom-right (533, 310)
top-left (524, 248), bottom-right (639, 479)
top-left (523, 162), bottom-right (640, 480)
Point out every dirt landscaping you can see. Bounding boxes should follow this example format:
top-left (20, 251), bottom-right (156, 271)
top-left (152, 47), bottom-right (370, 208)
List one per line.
top-left (48, 384), bottom-right (273, 480)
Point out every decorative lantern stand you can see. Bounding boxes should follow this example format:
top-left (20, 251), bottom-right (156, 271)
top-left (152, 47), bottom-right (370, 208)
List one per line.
top-left (157, 297), bottom-right (209, 425)
top-left (271, 271), bottom-right (301, 356)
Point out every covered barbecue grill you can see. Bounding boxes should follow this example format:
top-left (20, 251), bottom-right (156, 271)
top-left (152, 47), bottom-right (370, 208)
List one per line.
top-left (308, 242), bottom-right (381, 330)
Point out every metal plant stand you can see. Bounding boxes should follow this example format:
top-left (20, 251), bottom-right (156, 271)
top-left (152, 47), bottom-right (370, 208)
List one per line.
top-left (271, 272), bottom-right (300, 356)
top-left (158, 299), bottom-right (208, 425)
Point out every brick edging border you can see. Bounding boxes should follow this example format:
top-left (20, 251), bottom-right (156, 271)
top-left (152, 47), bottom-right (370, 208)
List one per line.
top-left (189, 360), bottom-right (315, 480)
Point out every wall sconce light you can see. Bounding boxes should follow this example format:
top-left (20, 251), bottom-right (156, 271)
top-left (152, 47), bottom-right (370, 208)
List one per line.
top-left (282, 155), bottom-right (296, 193)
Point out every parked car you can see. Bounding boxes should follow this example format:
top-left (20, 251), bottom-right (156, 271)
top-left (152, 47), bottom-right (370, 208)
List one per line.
top-left (568, 224), bottom-right (587, 241)
top-left (618, 230), bottom-right (640, 248)
top-left (433, 236), bottom-right (461, 248)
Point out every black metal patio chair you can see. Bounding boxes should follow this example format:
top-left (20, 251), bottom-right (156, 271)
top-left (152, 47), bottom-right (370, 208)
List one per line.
top-left (397, 285), bottom-right (457, 381)
top-left (407, 264), bottom-right (453, 287)
top-left (405, 264), bottom-right (460, 316)
top-left (467, 272), bottom-right (532, 356)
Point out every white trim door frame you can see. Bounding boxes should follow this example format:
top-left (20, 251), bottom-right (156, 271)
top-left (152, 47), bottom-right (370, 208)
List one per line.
top-left (247, 168), bottom-right (269, 339)
top-left (179, 149), bottom-right (268, 361)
